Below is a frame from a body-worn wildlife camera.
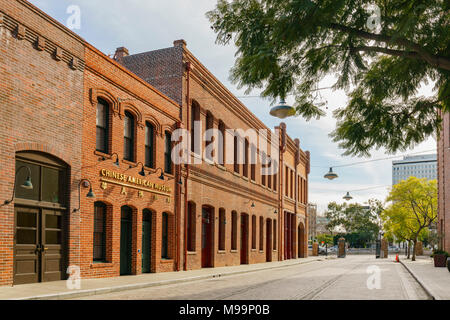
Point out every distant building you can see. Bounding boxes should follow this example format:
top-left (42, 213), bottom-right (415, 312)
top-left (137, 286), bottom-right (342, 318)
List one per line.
top-left (392, 154), bottom-right (437, 185)
top-left (316, 215), bottom-right (330, 235)
top-left (307, 204), bottom-right (317, 241)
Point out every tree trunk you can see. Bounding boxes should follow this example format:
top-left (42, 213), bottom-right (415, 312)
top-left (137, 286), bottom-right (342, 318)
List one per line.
top-left (412, 238), bottom-right (417, 261)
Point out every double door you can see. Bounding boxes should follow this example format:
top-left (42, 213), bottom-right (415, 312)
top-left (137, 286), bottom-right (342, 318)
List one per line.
top-left (14, 206), bottom-right (64, 284)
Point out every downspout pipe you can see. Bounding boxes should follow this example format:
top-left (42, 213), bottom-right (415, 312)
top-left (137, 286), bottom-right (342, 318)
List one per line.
top-left (183, 61), bottom-right (191, 271)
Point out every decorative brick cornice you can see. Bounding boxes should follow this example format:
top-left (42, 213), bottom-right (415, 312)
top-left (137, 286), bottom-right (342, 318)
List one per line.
top-left (0, 10), bottom-right (85, 72)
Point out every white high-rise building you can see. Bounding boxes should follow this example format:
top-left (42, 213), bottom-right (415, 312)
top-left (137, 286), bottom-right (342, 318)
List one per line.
top-left (392, 154), bottom-right (437, 185)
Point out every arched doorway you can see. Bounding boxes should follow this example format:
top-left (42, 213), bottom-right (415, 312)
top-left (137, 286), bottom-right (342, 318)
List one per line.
top-left (141, 209), bottom-right (153, 273)
top-left (240, 213), bottom-right (249, 264)
top-left (201, 206), bottom-right (214, 268)
top-left (120, 206), bottom-right (133, 275)
top-left (13, 151), bottom-right (68, 284)
top-left (266, 218), bottom-right (272, 262)
top-left (298, 222), bottom-right (305, 258)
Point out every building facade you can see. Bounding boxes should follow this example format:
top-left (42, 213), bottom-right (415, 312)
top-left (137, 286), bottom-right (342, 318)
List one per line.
top-left (437, 112), bottom-right (450, 252)
top-left (0, 0), bottom-right (85, 286)
top-left (392, 154), bottom-right (437, 185)
top-left (307, 204), bottom-right (317, 241)
top-left (0, 0), bottom-right (310, 286)
top-left (119, 40), bottom-right (310, 268)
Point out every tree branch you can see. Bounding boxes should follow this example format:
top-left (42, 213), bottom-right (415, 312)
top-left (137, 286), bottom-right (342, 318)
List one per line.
top-left (329, 23), bottom-right (450, 71)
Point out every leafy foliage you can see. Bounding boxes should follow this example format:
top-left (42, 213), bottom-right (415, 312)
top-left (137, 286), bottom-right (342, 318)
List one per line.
top-left (382, 176), bottom-right (437, 260)
top-left (207, 0), bottom-right (450, 156)
top-left (324, 199), bottom-right (382, 241)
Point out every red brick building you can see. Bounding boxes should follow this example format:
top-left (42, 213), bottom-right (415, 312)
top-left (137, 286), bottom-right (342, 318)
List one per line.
top-left (437, 111), bottom-right (450, 252)
top-left (0, 0), bottom-right (85, 286)
top-left (119, 40), bottom-right (310, 270)
top-left (0, 0), bottom-right (310, 286)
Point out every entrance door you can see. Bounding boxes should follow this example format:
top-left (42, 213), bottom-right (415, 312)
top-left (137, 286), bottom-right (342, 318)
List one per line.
top-left (240, 213), bottom-right (249, 264)
top-left (120, 207), bottom-right (132, 275)
top-left (298, 224), bottom-right (305, 258)
top-left (141, 211), bottom-right (152, 273)
top-left (201, 207), bottom-right (213, 268)
top-left (14, 207), bottom-right (64, 284)
top-left (266, 219), bottom-right (272, 262)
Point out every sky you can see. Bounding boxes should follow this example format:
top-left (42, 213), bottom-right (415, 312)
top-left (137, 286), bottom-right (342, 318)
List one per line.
top-left (28, 0), bottom-right (437, 214)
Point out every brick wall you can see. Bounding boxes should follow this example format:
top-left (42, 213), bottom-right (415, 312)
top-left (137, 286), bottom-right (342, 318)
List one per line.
top-left (0, 0), bottom-right (84, 285)
top-left (80, 44), bottom-right (181, 278)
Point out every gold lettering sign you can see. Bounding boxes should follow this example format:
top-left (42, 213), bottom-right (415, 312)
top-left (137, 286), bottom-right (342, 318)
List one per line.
top-left (100, 169), bottom-right (172, 196)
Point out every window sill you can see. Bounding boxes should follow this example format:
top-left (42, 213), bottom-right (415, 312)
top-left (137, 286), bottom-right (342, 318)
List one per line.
top-left (94, 150), bottom-right (111, 159)
top-left (216, 164), bottom-right (227, 171)
top-left (160, 259), bottom-right (174, 263)
top-left (251, 249), bottom-right (257, 252)
top-left (187, 251), bottom-right (197, 255)
top-left (259, 250), bottom-right (264, 253)
top-left (232, 171), bottom-right (241, 177)
top-left (90, 262), bottom-right (113, 269)
top-left (250, 179), bottom-right (258, 185)
top-left (122, 159), bottom-right (137, 167)
top-left (217, 250), bottom-right (226, 254)
top-left (204, 158), bottom-right (215, 166)
top-left (230, 250), bottom-right (238, 253)
top-left (242, 176), bottom-right (249, 181)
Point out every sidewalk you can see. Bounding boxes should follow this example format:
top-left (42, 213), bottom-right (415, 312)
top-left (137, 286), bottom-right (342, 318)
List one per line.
top-left (0, 256), bottom-right (327, 300)
top-left (399, 255), bottom-right (450, 300)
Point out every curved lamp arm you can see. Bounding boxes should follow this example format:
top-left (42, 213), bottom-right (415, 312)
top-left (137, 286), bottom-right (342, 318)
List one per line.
top-left (3, 165), bottom-right (33, 206)
top-left (129, 162), bottom-right (146, 177)
top-left (73, 179), bottom-right (95, 212)
top-left (150, 167), bottom-right (165, 181)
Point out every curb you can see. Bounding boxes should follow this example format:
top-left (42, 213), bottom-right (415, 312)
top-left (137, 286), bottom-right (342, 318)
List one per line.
top-left (14, 257), bottom-right (327, 300)
top-left (399, 260), bottom-right (438, 300)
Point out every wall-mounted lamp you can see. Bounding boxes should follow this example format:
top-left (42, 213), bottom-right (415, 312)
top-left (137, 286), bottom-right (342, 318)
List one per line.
top-left (98, 152), bottom-right (120, 168)
top-left (73, 179), bottom-right (95, 212)
top-left (244, 200), bottom-right (255, 208)
top-left (129, 162), bottom-right (146, 177)
top-left (150, 167), bottom-right (166, 181)
top-left (3, 166), bottom-right (33, 206)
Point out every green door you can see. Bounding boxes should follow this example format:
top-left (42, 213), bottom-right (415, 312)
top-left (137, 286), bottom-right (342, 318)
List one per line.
top-left (142, 212), bottom-right (152, 273)
top-left (120, 207), bottom-right (132, 275)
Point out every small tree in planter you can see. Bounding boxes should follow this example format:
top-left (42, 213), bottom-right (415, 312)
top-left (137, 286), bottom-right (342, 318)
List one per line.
top-left (431, 249), bottom-right (449, 268)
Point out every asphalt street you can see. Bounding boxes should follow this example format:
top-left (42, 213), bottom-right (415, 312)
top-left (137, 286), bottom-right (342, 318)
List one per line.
top-left (74, 255), bottom-right (430, 300)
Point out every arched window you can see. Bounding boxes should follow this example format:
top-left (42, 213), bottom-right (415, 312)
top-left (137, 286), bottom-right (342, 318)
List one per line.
top-left (219, 208), bottom-right (226, 251)
top-left (234, 135), bottom-right (239, 174)
top-left (187, 202), bottom-right (196, 252)
top-left (123, 111), bottom-right (135, 162)
top-left (191, 103), bottom-right (200, 153)
top-left (231, 211), bottom-right (237, 250)
top-left (243, 139), bottom-right (249, 178)
top-left (145, 122), bottom-right (155, 168)
top-left (96, 98), bottom-right (109, 153)
top-left (93, 202), bottom-right (107, 262)
top-left (218, 121), bottom-right (225, 165)
top-left (259, 216), bottom-right (264, 251)
top-left (205, 112), bottom-right (213, 162)
top-left (164, 131), bottom-right (172, 174)
top-left (273, 219), bottom-right (277, 249)
top-left (162, 212), bottom-right (170, 259)
top-left (251, 215), bottom-right (256, 249)
top-left (250, 145), bottom-right (256, 181)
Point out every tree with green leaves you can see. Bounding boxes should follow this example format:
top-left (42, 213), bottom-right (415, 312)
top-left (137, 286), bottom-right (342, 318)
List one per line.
top-left (207, 0), bottom-right (449, 156)
top-left (324, 199), bottom-right (382, 245)
top-left (382, 176), bottom-right (437, 261)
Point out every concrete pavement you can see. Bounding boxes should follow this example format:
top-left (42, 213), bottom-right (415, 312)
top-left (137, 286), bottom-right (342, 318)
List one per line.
top-left (0, 256), bottom-right (325, 300)
top-left (400, 255), bottom-right (450, 300)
